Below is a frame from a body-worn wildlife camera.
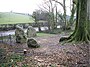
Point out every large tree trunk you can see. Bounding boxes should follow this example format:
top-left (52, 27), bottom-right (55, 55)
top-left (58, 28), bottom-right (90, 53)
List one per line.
top-left (60, 0), bottom-right (90, 42)
top-left (69, 0), bottom-right (90, 42)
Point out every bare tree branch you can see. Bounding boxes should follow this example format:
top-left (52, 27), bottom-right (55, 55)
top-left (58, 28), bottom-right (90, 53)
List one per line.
top-left (52, 0), bottom-right (64, 7)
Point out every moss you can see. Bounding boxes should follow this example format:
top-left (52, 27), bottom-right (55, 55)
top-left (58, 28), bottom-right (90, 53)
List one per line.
top-left (59, 36), bottom-right (69, 42)
top-left (27, 39), bottom-right (40, 48)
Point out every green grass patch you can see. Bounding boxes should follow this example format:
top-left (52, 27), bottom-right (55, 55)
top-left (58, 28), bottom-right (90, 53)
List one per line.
top-left (0, 12), bottom-right (34, 24)
top-left (37, 32), bottom-right (54, 37)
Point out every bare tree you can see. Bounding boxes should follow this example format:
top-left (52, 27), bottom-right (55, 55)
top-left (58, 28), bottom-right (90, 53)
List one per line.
top-left (52, 0), bottom-right (76, 30)
top-left (69, 0), bottom-right (76, 27)
top-left (52, 0), bottom-right (67, 30)
top-left (38, 0), bottom-right (57, 30)
top-left (32, 10), bottom-right (42, 31)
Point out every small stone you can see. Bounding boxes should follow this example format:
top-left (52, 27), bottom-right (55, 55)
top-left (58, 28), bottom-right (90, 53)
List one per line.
top-left (23, 49), bottom-right (27, 55)
top-left (83, 54), bottom-right (87, 57)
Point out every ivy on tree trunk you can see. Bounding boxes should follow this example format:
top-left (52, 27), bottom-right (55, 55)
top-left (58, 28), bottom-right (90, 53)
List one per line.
top-left (60, 0), bottom-right (90, 42)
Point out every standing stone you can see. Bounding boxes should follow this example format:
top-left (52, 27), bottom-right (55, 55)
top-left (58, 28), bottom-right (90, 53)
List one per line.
top-left (27, 38), bottom-right (40, 48)
top-left (27, 26), bottom-right (36, 38)
top-left (15, 25), bottom-right (27, 43)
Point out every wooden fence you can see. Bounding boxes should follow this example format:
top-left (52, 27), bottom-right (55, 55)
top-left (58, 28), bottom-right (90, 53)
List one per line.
top-left (0, 34), bottom-right (16, 45)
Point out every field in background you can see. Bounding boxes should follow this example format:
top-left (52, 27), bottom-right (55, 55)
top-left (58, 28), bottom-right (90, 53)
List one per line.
top-left (0, 12), bottom-right (34, 24)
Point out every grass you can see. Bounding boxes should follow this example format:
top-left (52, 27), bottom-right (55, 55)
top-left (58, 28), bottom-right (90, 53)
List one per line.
top-left (37, 32), bottom-right (54, 37)
top-left (0, 12), bottom-right (34, 24)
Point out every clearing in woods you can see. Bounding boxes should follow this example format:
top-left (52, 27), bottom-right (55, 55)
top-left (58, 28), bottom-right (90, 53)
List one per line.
top-left (0, 34), bottom-right (89, 67)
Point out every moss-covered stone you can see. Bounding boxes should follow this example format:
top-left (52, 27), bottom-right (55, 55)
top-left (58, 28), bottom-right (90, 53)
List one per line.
top-left (27, 26), bottom-right (37, 38)
top-left (15, 25), bottom-right (27, 43)
top-left (27, 38), bottom-right (40, 48)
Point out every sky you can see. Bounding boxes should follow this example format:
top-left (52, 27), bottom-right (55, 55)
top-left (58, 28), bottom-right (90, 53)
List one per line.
top-left (0, 0), bottom-right (43, 14)
top-left (0, 0), bottom-right (71, 15)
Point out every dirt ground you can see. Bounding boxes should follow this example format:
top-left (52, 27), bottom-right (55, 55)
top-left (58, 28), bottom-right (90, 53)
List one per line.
top-left (0, 34), bottom-right (90, 67)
